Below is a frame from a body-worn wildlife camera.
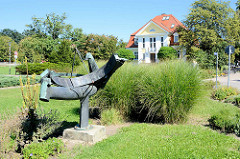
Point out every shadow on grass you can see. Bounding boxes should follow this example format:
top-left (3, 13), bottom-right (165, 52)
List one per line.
top-left (71, 107), bottom-right (101, 119)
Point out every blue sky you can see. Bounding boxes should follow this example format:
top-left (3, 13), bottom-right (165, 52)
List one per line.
top-left (0, 0), bottom-right (237, 42)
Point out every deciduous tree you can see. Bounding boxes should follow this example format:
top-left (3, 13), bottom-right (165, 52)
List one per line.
top-left (0, 36), bottom-right (18, 62)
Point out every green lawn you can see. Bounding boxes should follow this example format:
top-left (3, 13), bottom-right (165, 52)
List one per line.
top-left (0, 66), bottom-right (16, 75)
top-left (0, 87), bottom-right (80, 123)
top-left (190, 89), bottom-right (240, 120)
top-left (60, 124), bottom-right (240, 158)
top-left (1, 86), bottom-right (240, 158)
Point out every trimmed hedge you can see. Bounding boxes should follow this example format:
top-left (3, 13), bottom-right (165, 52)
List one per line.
top-left (16, 62), bottom-right (72, 75)
top-left (0, 75), bottom-right (40, 88)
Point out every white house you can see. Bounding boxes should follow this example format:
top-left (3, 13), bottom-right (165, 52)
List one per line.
top-left (126, 14), bottom-right (185, 63)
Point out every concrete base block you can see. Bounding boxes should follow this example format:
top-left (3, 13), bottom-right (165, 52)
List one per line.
top-left (63, 125), bottom-right (106, 144)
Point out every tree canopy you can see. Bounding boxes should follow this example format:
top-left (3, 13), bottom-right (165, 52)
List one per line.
top-left (0, 29), bottom-right (23, 43)
top-left (0, 36), bottom-right (18, 62)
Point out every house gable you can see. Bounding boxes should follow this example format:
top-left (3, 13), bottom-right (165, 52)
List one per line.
top-left (136, 21), bottom-right (167, 36)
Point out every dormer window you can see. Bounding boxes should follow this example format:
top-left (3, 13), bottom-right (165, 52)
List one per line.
top-left (134, 37), bottom-right (138, 45)
top-left (171, 24), bottom-right (175, 28)
top-left (163, 16), bottom-right (170, 20)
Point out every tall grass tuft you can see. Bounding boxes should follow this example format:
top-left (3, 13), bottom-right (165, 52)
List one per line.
top-left (91, 60), bottom-right (201, 123)
top-left (138, 61), bottom-right (201, 123)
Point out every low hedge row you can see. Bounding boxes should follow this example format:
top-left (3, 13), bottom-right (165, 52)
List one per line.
top-left (0, 75), bottom-right (40, 88)
top-left (16, 62), bottom-right (72, 75)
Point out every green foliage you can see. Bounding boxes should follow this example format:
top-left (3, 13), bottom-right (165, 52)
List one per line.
top-left (0, 28), bottom-right (24, 43)
top-left (18, 36), bottom-right (59, 63)
top-left (101, 108), bottom-right (123, 125)
top-left (0, 75), bottom-right (40, 88)
top-left (16, 62), bottom-right (72, 75)
top-left (235, 96), bottom-right (240, 107)
top-left (180, 0), bottom-right (236, 67)
top-left (212, 87), bottom-right (239, 100)
top-left (22, 137), bottom-right (64, 159)
top-left (63, 124), bottom-right (240, 158)
top-left (91, 61), bottom-right (201, 123)
top-left (208, 110), bottom-right (238, 133)
top-left (49, 39), bottom-right (79, 65)
top-left (209, 110), bottom-right (240, 136)
top-left (116, 48), bottom-right (134, 60)
top-left (157, 46), bottom-right (177, 60)
top-left (78, 34), bottom-right (118, 60)
top-left (0, 36), bottom-right (18, 62)
top-left (24, 13), bottom-right (71, 39)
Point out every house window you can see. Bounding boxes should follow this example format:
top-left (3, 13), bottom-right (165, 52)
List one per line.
top-left (150, 37), bottom-right (156, 51)
top-left (143, 53), bottom-right (145, 60)
top-left (174, 35), bottom-right (179, 43)
top-left (171, 24), bottom-right (175, 28)
top-left (134, 38), bottom-right (138, 45)
top-left (143, 38), bottom-right (145, 48)
top-left (161, 37), bottom-right (164, 47)
top-left (134, 52), bottom-right (138, 60)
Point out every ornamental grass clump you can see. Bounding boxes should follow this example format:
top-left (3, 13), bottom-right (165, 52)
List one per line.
top-left (137, 61), bottom-right (201, 123)
top-left (92, 60), bottom-right (201, 124)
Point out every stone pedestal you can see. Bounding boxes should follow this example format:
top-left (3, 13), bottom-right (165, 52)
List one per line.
top-left (63, 125), bottom-right (106, 144)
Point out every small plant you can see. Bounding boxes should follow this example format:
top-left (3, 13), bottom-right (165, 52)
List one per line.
top-left (0, 113), bottom-right (21, 158)
top-left (208, 110), bottom-right (240, 134)
top-left (101, 108), bottom-right (123, 125)
top-left (212, 87), bottom-right (239, 100)
top-left (22, 137), bottom-right (64, 159)
top-left (235, 96), bottom-right (240, 107)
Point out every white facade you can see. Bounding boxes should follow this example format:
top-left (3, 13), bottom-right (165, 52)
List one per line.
top-left (127, 21), bottom-right (173, 63)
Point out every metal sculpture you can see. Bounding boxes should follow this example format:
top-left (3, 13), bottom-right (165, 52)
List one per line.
top-left (39, 51), bottom-right (126, 129)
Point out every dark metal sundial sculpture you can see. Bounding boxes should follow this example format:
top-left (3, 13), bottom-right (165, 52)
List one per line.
top-left (39, 49), bottom-right (126, 129)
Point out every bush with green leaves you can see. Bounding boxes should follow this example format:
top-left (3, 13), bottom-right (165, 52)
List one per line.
top-left (212, 87), bottom-right (239, 100)
top-left (157, 46), bottom-right (177, 60)
top-left (22, 137), bottom-right (64, 159)
top-left (209, 110), bottom-right (240, 136)
top-left (91, 60), bottom-right (201, 123)
top-left (116, 48), bottom-right (135, 60)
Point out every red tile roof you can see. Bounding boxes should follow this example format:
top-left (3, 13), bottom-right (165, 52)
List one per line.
top-left (126, 14), bottom-right (185, 48)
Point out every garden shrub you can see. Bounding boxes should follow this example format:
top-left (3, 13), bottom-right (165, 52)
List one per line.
top-left (116, 48), bottom-right (135, 60)
top-left (235, 96), bottom-right (240, 107)
top-left (16, 62), bottom-right (72, 75)
top-left (209, 110), bottom-right (240, 136)
top-left (212, 87), bottom-right (239, 100)
top-left (91, 60), bottom-right (201, 124)
top-left (157, 46), bottom-right (177, 60)
top-left (22, 137), bottom-right (64, 159)
top-left (0, 75), bottom-right (40, 88)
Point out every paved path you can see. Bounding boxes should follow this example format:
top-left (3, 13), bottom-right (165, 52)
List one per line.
top-left (208, 72), bottom-right (240, 90)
